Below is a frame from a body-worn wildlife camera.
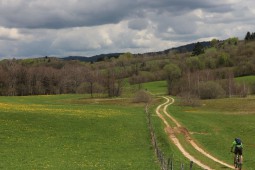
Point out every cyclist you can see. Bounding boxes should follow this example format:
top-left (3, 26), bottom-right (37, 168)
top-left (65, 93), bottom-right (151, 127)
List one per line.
top-left (230, 138), bottom-right (243, 165)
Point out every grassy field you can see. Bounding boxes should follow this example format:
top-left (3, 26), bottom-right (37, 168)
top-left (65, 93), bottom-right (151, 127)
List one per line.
top-left (140, 81), bottom-right (167, 96)
top-left (235, 75), bottom-right (255, 85)
top-left (0, 95), bottom-right (159, 170)
top-left (1, 79), bottom-right (254, 169)
top-left (166, 96), bottom-right (255, 169)
top-left (122, 80), bottom-right (167, 98)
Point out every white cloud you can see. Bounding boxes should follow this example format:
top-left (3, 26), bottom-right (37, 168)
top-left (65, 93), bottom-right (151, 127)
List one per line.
top-left (0, 27), bottom-right (25, 40)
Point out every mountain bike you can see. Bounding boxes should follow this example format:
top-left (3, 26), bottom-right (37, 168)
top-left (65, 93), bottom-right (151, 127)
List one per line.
top-left (234, 153), bottom-right (242, 170)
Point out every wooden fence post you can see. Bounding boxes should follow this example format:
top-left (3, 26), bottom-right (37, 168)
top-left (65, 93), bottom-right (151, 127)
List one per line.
top-left (167, 158), bottom-right (170, 170)
top-left (146, 104), bottom-right (194, 170)
top-left (170, 158), bottom-right (173, 170)
top-left (190, 161), bottom-right (193, 170)
top-left (181, 163), bottom-right (184, 170)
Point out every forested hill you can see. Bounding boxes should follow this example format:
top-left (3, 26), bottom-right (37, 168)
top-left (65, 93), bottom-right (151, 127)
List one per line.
top-left (61, 53), bottom-right (124, 62)
top-left (61, 41), bottom-right (211, 62)
top-left (143, 41), bottom-right (211, 56)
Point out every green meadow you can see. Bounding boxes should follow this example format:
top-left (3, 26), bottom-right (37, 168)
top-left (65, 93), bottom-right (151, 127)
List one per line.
top-left (235, 75), bottom-right (255, 85)
top-left (1, 79), bottom-right (255, 169)
top-left (141, 81), bottom-right (167, 95)
top-left (0, 95), bottom-right (159, 170)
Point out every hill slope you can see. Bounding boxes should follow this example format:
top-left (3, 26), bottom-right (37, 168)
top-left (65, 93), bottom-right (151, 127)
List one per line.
top-left (61, 41), bottom-right (211, 62)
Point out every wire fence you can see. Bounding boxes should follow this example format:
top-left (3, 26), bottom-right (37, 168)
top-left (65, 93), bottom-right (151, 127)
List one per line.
top-left (145, 104), bottom-right (203, 170)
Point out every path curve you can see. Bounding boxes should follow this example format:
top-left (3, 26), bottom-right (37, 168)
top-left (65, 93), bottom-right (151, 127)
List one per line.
top-left (156, 96), bottom-right (235, 169)
top-left (156, 98), bottom-right (212, 170)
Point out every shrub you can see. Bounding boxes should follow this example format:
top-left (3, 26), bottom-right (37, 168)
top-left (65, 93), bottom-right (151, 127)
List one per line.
top-left (133, 90), bottom-right (152, 103)
top-left (234, 62), bottom-right (255, 77)
top-left (178, 92), bottom-right (201, 106)
top-left (199, 81), bottom-right (226, 99)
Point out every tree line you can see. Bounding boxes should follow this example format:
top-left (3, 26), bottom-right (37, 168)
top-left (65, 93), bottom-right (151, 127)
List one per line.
top-left (0, 59), bottom-right (121, 97)
top-left (0, 35), bottom-right (255, 99)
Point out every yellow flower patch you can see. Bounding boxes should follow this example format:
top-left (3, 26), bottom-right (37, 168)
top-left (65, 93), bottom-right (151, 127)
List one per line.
top-left (0, 102), bottom-right (122, 118)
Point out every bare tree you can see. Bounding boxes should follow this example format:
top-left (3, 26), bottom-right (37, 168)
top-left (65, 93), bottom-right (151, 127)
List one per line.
top-left (164, 63), bottom-right (182, 95)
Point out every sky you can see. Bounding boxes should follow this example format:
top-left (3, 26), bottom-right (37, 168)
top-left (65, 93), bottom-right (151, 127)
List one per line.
top-left (0, 0), bottom-right (255, 59)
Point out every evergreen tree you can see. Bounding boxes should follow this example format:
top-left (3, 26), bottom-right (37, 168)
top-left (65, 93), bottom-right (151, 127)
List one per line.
top-left (192, 42), bottom-right (204, 56)
top-left (245, 31), bottom-right (251, 40)
top-left (251, 32), bottom-right (255, 40)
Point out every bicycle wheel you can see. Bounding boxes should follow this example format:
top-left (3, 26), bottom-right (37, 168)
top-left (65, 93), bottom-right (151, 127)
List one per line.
top-left (234, 155), bottom-right (238, 168)
top-left (237, 155), bottom-right (242, 170)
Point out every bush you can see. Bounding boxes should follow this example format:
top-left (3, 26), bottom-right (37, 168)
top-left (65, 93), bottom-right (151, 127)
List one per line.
top-left (199, 81), bottom-right (226, 99)
top-left (178, 93), bottom-right (201, 106)
top-left (234, 63), bottom-right (255, 77)
top-left (133, 90), bottom-right (152, 103)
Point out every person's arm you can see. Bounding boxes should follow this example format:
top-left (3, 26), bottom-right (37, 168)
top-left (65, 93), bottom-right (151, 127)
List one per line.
top-left (230, 141), bottom-right (235, 152)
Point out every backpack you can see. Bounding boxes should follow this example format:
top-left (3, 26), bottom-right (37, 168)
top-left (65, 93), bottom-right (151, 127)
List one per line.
top-left (235, 138), bottom-right (242, 145)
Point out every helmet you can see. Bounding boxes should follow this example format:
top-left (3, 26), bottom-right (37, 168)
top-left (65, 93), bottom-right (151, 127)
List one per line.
top-left (235, 138), bottom-right (241, 145)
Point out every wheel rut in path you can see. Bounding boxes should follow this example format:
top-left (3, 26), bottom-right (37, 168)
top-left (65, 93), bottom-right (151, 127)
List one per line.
top-left (156, 96), bottom-right (235, 170)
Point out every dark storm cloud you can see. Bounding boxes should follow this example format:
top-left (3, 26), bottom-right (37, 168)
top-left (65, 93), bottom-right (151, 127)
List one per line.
top-left (128, 19), bottom-right (149, 30)
top-left (0, 0), bottom-right (137, 29)
top-left (0, 0), bottom-right (236, 29)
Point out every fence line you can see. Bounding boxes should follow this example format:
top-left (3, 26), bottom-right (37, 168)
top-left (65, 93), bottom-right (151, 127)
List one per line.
top-left (145, 104), bottom-right (201, 170)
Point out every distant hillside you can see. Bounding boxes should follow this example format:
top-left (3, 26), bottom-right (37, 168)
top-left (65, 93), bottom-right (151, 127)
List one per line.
top-left (141, 41), bottom-right (211, 56)
top-left (61, 53), bottom-right (124, 62)
top-left (165, 41), bottom-right (211, 53)
top-left (62, 41), bottom-right (211, 62)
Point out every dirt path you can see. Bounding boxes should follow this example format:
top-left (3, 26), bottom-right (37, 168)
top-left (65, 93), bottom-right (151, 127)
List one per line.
top-left (156, 96), bottom-right (235, 170)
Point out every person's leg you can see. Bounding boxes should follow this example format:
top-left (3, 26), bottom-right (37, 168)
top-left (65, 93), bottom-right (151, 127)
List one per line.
top-left (240, 148), bottom-right (243, 164)
top-left (234, 147), bottom-right (237, 164)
